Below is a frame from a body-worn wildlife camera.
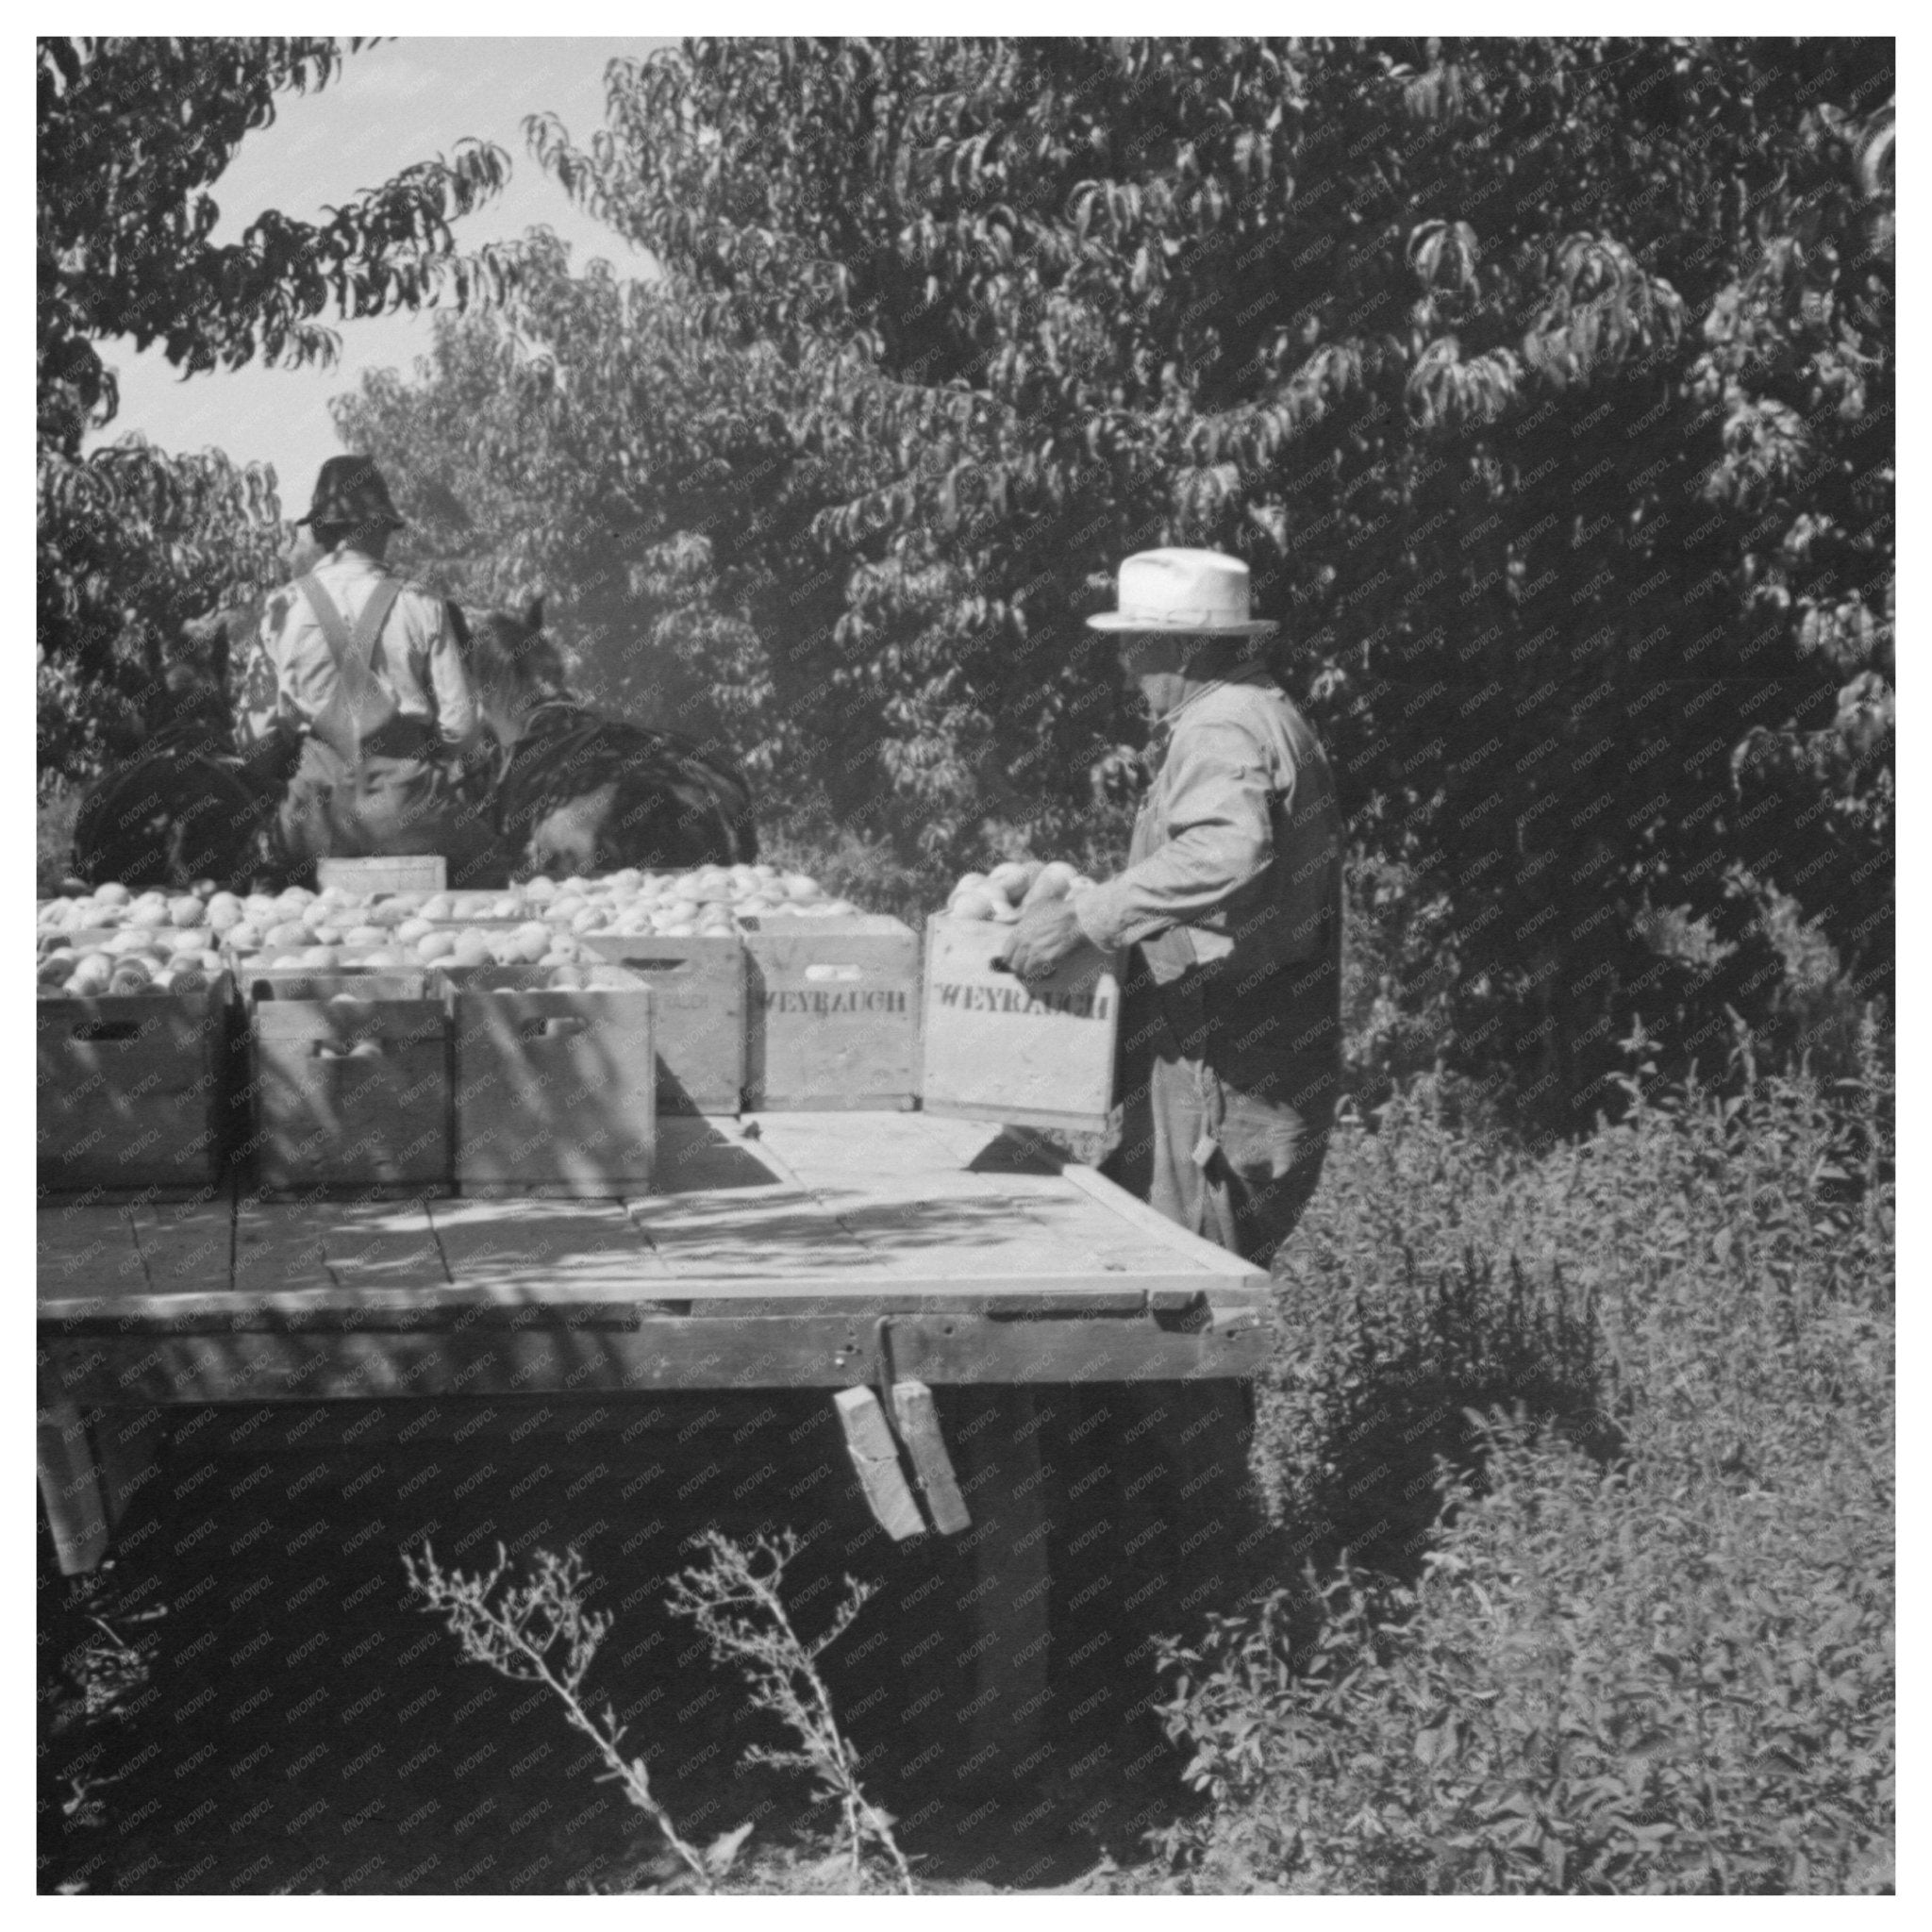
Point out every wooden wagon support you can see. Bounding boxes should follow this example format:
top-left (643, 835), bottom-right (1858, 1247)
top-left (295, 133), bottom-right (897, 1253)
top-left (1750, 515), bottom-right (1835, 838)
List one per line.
top-left (38, 1111), bottom-right (1270, 1776)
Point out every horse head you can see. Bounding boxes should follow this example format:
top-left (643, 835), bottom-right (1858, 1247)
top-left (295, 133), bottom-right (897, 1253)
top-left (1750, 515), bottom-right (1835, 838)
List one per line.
top-left (452, 592), bottom-right (565, 756)
top-left (93, 600), bottom-right (260, 768)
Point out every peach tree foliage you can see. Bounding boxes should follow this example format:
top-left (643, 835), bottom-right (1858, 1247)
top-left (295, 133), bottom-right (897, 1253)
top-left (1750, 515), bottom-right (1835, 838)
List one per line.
top-left (36, 37), bottom-right (523, 777)
top-left (503, 35), bottom-right (1890, 1109)
top-left (36, 439), bottom-right (284, 777)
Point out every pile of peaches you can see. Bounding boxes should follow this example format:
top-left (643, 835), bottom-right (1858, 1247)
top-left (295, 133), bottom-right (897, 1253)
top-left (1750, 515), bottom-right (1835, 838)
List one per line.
top-left (943, 859), bottom-right (1095, 923)
top-left (37, 866), bottom-right (859, 993)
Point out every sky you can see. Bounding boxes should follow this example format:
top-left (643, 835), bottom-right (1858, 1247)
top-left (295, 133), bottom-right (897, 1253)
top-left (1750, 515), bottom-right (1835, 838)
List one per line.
top-left (84, 37), bottom-right (669, 514)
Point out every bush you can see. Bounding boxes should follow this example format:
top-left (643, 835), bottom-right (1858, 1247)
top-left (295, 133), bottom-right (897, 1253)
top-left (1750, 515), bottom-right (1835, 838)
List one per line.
top-left (37, 786), bottom-right (81, 896)
top-left (757, 816), bottom-right (945, 929)
top-left (1155, 1029), bottom-right (1893, 1893)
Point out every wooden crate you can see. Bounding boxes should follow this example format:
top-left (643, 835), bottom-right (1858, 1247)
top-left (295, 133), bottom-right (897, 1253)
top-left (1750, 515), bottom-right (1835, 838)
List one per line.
top-left (317, 855), bottom-right (446, 895)
top-left (579, 933), bottom-right (744, 1113)
top-left (247, 971), bottom-right (451, 1196)
top-left (919, 914), bottom-right (1123, 1135)
top-left (741, 914), bottom-right (919, 1110)
top-left (36, 974), bottom-right (238, 1194)
top-left (441, 964), bottom-right (656, 1195)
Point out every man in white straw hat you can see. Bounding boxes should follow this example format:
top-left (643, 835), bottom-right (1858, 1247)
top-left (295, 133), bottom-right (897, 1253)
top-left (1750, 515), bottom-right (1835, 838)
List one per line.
top-left (1008, 547), bottom-right (1343, 1267)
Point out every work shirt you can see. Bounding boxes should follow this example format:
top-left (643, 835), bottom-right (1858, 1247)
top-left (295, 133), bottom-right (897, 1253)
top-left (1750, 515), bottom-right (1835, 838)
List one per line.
top-left (241, 546), bottom-right (479, 753)
top-left (1074, 662), bottom-right (1342, 988)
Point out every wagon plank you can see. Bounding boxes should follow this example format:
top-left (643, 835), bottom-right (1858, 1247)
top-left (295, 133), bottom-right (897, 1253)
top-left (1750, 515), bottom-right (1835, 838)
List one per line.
top-left (37, 1203), bottom-right (147, 1300)
top-left (622, 1189), bottom-right (884, 1279)
top-left (1055, 1163), bottom-right (1265, 1278)
top-left (427, 1197), bottom-right (672, 1291)
top-left (649, 1115), bottom-right (792, 1194)
top-left (126, 1199), bottom-right (235, 1295)
top-left (804, 1181), bottom-right (1158, 1281)
top-left (232, 1196), bottom-right (449, 1300)
top-left (725, 1119), bottom-right (1161, 1288)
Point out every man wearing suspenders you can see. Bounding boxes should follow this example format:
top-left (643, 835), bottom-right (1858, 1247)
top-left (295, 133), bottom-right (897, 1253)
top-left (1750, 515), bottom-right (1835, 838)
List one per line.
top-left (241, 457), bottom-right (490, 874)
top-left (1006, 549), bottom-right (1344, 1269)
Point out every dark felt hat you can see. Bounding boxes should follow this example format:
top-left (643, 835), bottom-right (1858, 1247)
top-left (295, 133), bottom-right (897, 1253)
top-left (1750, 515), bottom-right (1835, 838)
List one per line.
top-left (298, 455), bottom-right (406, 531)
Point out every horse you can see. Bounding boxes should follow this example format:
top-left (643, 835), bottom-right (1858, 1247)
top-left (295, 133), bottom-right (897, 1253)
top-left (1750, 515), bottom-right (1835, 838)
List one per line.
top-left (455, 598), bottom-right (758, 877)
top-left (68, 604), bottom-right (295, 890)
top-left (67, 589), bottom-right (758, 890)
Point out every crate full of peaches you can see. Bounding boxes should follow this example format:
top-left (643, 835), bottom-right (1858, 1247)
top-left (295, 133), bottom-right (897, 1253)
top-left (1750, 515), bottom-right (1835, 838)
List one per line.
top-left (921, 858), bottom-right (1120, 1139)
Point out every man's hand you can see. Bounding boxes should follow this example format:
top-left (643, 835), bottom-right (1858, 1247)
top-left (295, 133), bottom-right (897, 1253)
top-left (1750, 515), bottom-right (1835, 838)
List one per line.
top-left (1004, 896), bottom-right (1097, 982)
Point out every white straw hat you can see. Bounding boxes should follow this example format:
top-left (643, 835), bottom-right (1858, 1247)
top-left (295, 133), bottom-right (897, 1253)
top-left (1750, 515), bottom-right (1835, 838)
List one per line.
top-left (1086, 547), bottom-right (1276, 638)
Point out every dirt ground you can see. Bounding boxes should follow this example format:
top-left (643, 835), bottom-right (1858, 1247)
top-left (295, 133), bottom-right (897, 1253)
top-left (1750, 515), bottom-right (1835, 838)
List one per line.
top-left (40, 1383), bottom-right (1265, 1894)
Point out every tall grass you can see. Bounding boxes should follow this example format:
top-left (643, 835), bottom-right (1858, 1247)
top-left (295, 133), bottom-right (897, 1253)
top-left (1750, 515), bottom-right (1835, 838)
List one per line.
top-left (1153, 1024), bottom-right (1893, 1894)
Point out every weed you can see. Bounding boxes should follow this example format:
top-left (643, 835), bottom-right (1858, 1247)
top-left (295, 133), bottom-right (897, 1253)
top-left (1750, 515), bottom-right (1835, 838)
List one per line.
top-left (405, 1542), bottom-right (734, 1892)
top-left (405, 1530), bottom-right (913, 1894)
top-left (666, 1529), bottom-right (916, 1894)
top-left (37, 1564), bottom-right (166, 1891)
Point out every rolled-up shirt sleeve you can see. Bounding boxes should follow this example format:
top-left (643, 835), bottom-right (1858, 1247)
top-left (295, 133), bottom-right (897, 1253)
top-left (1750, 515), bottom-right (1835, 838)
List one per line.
top-left (1074, 719), bottom-right (1280, 951)
top-left (423, 600), bottom-right (479, 750)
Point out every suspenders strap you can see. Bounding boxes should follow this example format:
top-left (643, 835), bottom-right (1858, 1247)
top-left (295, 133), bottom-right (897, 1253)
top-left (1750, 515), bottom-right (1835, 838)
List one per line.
top-left (294, 574), bottom-right (403, 762)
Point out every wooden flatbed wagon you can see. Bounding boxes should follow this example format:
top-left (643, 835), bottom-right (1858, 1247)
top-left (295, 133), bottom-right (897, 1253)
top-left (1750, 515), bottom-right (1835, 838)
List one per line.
top-left (38, 1110), bottom-right (1271, 1775)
